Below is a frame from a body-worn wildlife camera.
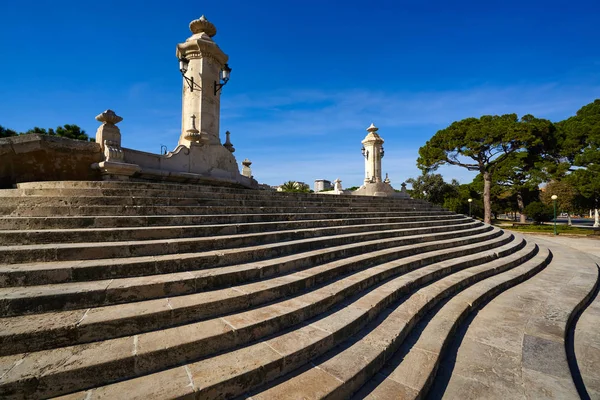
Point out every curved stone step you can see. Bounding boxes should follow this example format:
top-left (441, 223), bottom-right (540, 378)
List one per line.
top-left (0, 222), bottom-right (492, 287)
top-left (247, 240), bottom-right (542, 400)
top-left (0, 194), bottom-right (440, 210)
top-left (0, 204), bottom-right (441, 217)
top-left (45, 236), bottom-right (535, 400)
top-left (0, 211), bottom-right (457, 230)
top-left (0, 233), bottom-right (525, 399)
top-left (0, 215), bottom-right (469, 246)
top-left (0, 226), bottom-right (498, 316)
top-left (0, 231), bottom-right (515, 355)
top-left (353, 246), bottom-right (551, 400)
top-left (11, 181), bottom-right (434, 207)
top-left (0, 219), bottom-right (480, 265)
top-left (0, 187), bottom-right (426, 203)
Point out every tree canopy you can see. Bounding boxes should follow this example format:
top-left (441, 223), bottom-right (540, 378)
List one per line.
top-left (555, 99), bottom-right (600, 209)
top-left (417, 114), bottom-right (555, 223)
top-left (0, 125), bottom-right (19, 138)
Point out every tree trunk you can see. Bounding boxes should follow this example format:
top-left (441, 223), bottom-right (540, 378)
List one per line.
top-left (483, 170), bottom-right (492, 224)
top-left (567, 213), bottom-right (572, 226)
top-left (517, 192), bottom-right (526, 223)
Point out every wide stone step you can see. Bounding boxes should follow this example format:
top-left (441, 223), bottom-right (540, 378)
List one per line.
top-left (0, 219), bottom-right (481, 265)
top-left (0, 204), bottom-right (440, 217)
top-left (12, 182), bottom-right (430, 206)
top-left (0, 224), bottom-right (491, 290)
top-left (0, 226), bottom-right (497, 315)
top-left (0, 231), bottom-right (514, 356)
top-left (0, 194), bottom-right (438, 209)
top-left (352, 246), bottom-right (551, 400)
top-left (248, 241), bottom-right (544, 400)
top-left (0, 215), bottom-right (469, 245)
top-left (0, 233), bottom-right (525, 399)
top-left (0, 211), bottom-right (456, 230)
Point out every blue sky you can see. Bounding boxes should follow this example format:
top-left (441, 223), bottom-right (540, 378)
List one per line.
top-left (1, 0), bottom-right (599, 188)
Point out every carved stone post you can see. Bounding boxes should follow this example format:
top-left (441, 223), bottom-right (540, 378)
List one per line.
top-left (241, 158), bottom-right (252, 178)
top-left (92, 110), bottom-right (140, 180)
top-left (333, 178), bottom-right (343, 194)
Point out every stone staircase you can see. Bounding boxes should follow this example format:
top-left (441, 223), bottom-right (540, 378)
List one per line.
top-left (0, 181), bottom-right (596, 400)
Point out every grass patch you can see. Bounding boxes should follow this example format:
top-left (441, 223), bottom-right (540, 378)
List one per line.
top-left (500, 224), bottom-right (597, 235)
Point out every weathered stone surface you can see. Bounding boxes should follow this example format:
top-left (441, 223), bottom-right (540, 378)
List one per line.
top-left (0, 135), bottom-right (102, 189)
top-left (0, 181), bottom-right (598, 400)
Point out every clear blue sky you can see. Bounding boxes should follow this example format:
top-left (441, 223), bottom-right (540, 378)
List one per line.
top-left (1, 0), bottom-right (598, 187)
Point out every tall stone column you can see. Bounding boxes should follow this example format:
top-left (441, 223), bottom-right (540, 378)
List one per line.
top-left (362, 123), bottom-right (384, 183)
top-left (176, 16), bottom-right (228, 147)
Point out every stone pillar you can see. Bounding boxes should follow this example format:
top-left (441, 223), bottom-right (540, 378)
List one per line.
top-left (361, 123), bottom-right (384, 183)
top-left (176, 16), bottom-right (229, 147)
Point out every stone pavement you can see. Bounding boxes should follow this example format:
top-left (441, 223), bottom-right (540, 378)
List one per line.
top-left (524, 233), bottom-right (600, 259)
top-left (429, 234), bottom-right (600, 399)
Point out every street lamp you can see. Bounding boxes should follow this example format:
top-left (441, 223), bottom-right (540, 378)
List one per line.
top-left (214, 64), bottom-right (232, 95)
top-left (551, 194), bottom-right (558, 235)
top-left (468, 198), bottom-right (472, 218)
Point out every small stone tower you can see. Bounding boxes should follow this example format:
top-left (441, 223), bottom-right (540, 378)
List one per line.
top-left (176, 16), bottom-right (229, 147)
top-left (362, 123), bottom-right (384, 183)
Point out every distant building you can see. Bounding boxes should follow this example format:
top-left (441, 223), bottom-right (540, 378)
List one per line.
top-left (314, 179), bottom-right (332, 192)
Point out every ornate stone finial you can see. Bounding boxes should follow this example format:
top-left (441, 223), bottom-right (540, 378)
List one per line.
top-left (367, 123), bottom-right (378, 133)
top-left (189, 15), bottom-right (217, 37)
top-left (95, 110), bottom-right (123, 125)
top-left (224, 131), bottom-right (235, 153)
top-left (333, 178), bottom-right (343, 193)
top-left (242, 158), bottom-right (252, 167)
top-left (184, 114), bottom-right (203, 143)
top-left (384, 173), bottom-right (391, 184)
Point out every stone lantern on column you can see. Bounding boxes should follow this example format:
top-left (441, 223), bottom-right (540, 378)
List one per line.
top-left (361, 123), bottom-right (384, 183)
top-left (176, 15), bottom-right (230, 147)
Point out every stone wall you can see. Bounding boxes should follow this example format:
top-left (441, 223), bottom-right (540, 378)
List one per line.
top-left (0, 134), bottom-right (103, 188)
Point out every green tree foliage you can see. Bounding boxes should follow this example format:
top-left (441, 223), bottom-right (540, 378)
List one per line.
top-left (417, 114), bottom-right (555, 224)
top-left (1, 124), bottom-right (93, 142)
top-left (406, 173), bottom-right (458, 205)
top-left (0, 125), bottom-right (19, 138)
top-left (55, 124), bottom-right (92, 141)
top-left (491, 151), bottom-right (553, 222)
top-left (541, 181), bottom-right (577, 224)
top-left (555, 99), bottom-right (600, 209)
top-left (442, 184), bottom-right (482, 217)
top-left (524, 201), bottom-right (553, 224)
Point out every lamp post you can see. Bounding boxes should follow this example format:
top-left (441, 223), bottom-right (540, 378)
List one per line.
top-left (551, 194), bottom-right (558, 235)
top-left (468, 198), bottom-right (472, 218)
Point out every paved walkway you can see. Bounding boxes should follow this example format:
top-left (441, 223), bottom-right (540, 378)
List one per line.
top-left (523, 234), bottom-right (600, 259)
top-left (430, 235), bottom-right (599, 399)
